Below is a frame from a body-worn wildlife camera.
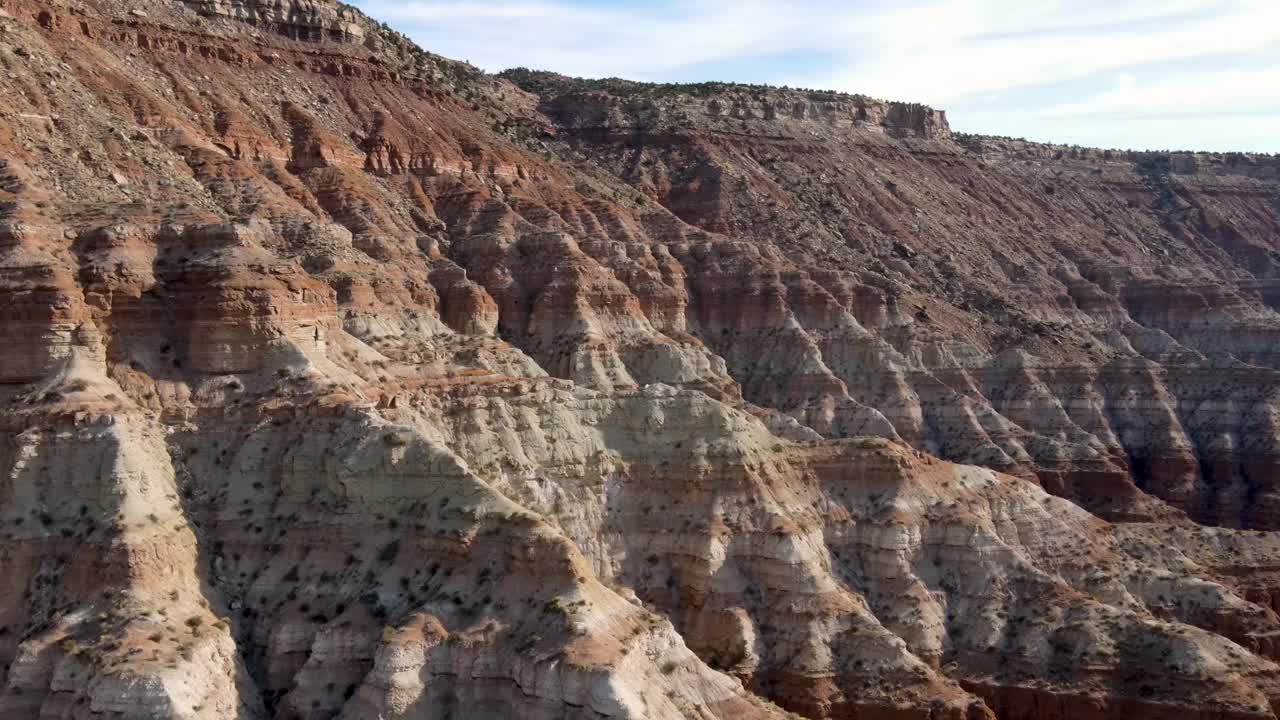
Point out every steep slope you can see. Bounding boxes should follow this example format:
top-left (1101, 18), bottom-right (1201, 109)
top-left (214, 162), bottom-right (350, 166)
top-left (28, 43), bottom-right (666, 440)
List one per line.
top-left (0, 1), bottom-right (1279, 719)
top-left (500, 68), bottom-right (1280, 529)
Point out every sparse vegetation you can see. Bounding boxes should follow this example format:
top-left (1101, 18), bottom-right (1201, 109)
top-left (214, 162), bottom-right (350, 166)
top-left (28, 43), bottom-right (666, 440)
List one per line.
top-left (377, 539), bottom-right (401, 563)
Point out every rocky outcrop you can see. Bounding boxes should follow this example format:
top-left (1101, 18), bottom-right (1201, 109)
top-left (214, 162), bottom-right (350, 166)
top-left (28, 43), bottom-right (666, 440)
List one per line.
top-left (500, 72), bottom-right (1280, 531)
top-left (181, 0), bottom-right (368, 43)
top-left (502, 69), bottom-right (952, 141)
top-left (1, 1), bottom-right (1280, 719)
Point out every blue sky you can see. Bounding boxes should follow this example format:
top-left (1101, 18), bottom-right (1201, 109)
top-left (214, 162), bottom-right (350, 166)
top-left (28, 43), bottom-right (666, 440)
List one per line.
top-left (353, 0), bottom-right (1280, 153)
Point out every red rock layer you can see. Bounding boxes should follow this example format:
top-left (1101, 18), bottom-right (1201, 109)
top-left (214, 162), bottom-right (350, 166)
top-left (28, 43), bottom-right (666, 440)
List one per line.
top-left (1, 2), bottom-right (1280, 720)
top-left (500, 70), bottom-right (1280, 529)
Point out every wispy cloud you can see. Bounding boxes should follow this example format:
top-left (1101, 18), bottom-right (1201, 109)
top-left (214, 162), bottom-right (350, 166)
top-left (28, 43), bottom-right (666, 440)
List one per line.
top-left (354, 0), bottom-right (1280, 152)
top-left (358, 1), bottom-right (830, 77)
top-left (1040, 66), bottom-right (1280, 118)
top-left (833, 0), bottom-right (1278, 100)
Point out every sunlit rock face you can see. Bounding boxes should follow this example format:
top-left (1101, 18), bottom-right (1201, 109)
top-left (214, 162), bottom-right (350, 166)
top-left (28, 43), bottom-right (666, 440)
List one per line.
top-left (1, 2), bottom-right (1280, 719)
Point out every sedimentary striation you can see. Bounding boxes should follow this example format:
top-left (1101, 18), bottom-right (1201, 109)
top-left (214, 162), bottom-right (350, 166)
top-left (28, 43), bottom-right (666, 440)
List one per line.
top-left (1, 1), bottom-right (1280, 718)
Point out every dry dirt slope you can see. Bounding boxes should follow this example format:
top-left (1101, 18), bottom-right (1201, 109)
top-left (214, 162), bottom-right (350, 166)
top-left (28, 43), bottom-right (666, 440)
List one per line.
top-left (1, 1), bottom-right (1280, 719)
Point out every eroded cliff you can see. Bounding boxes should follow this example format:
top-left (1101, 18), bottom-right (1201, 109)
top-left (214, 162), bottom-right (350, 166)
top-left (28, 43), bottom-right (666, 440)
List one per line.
top-left (2, 1), bottom-right (1280, 719)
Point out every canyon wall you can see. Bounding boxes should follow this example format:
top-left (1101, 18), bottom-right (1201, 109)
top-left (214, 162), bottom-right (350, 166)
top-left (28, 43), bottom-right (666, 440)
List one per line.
top-left (0, 1), bottom-right (1279, 719)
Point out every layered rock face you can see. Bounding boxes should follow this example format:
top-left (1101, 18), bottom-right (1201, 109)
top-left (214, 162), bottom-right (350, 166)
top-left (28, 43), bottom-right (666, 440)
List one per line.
top-left (498, 69), bottom-right (1280, 530)
top-left (2, 1), bottom-right (1280, 719)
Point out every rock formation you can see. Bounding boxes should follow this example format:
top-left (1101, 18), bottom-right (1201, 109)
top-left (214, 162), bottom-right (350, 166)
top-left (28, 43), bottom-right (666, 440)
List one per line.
top-left (1, 1), bottom-right (1280, 718)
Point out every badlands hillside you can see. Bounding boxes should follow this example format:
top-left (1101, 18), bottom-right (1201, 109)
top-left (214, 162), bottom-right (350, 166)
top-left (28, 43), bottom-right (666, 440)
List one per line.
top-left (2, 0), bottom-right (1280, 718)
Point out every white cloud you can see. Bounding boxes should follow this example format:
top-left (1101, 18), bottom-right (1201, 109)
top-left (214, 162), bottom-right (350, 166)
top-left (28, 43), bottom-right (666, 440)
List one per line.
top-left (359, 0), bottom-right (821, 77)
top-left (1039, 66), bottom-right (1280, 117)
top-left (355, 0), bottom-right (1280, 151)
top-left (822, 0), bottom-right (1280, 103)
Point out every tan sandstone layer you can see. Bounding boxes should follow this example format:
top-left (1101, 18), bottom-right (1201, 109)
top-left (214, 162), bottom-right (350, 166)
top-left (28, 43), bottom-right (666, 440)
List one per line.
top-left (0, 1), bottom-right (1279, 719)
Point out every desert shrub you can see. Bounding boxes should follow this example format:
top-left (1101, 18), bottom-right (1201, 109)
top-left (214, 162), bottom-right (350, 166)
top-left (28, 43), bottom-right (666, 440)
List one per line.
top-left (378, 539), bottom-right (400, 563)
